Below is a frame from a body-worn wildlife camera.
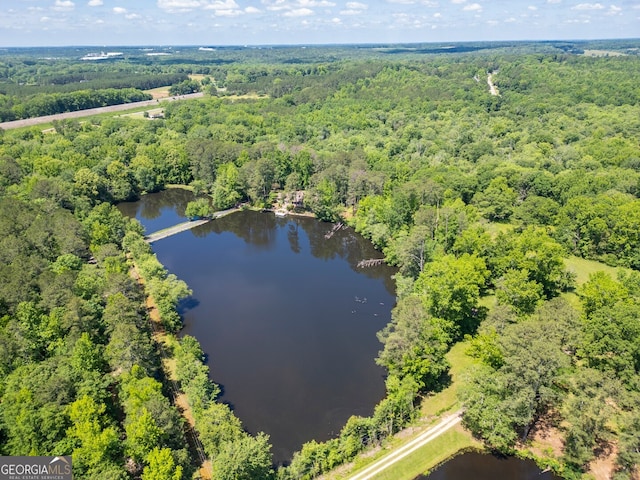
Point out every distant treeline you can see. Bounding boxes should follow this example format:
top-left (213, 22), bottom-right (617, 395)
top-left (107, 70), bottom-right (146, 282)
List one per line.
top-left (0, 88), bottom-right (152, 121)
top-left (0, 72), bottom-right (188, 95)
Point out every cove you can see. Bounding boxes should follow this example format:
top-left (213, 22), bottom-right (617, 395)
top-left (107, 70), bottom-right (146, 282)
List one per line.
top-left (416, 452), bottom-right (561, 480)
top-left (119, 190), bottom-right (397, 465)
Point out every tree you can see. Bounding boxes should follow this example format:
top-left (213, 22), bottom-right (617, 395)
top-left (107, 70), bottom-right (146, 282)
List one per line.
top-left (376, 296), bottom-right (450, 391)
top-left (211, 163), bottom-right (241, 209)
top-left (578, 271), bottom-right (627, 317)
top-left (169, 79), bottom-right (201, 96)
top-left (491, 227), bottom-right (571, 298)
top-left (617, 399), bottom-right (640, 478)
top-left (73, 167), bottom-right (104, 201)
top-left (472, 176), bottom-right (517, 221)
top-left (210, 433), bottom-right (274, 480)
top-left (461, 319), bottom-right (569, 450)
top-left (125, 408), bottom-right (163, 463)
top-left (386, 226), bottom-right (437, 279)
top-left (580, 300), bottom-right (640, 386)
top-left (141, 448), bottom-right (183, 480)
top-left (414, 253), bottom-right (489, 339)
top-left (67, 396), bottom-right (121, 475)
top-left (460, 365), bottom-right (519, 452)
top-left (185, 198), bottom-right (212, 220)
top-left (495, 268), bottom-right (544, 316)
top-left (308, 177), bottom-right (341, 222)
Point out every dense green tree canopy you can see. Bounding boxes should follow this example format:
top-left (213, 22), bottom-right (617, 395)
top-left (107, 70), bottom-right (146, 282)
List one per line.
top-left (1, 41), bottom-right (640, 479)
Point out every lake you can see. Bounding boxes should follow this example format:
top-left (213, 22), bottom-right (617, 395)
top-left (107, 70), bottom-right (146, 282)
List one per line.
top-left (120, 190), bottom-right (397, 464)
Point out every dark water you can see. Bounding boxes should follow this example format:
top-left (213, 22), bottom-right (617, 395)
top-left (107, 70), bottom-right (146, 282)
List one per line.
top-left (117, 188), bottom-right (194, 234)
top-left (417, 452), bottom-right (561, 480)
top-left (120, 191), bottom-right (396, 465)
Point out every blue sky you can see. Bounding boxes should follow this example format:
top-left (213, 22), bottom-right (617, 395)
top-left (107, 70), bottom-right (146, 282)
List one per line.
top-left (1, 0), bottom-right (638, 46)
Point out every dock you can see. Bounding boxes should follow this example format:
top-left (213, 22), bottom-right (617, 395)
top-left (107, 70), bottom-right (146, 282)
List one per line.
top-left (144, 207), bottom-right (239, 243)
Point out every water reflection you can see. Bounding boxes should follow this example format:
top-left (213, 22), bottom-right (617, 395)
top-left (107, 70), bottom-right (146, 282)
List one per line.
top-left (117, 188), bottom-right (195, 233)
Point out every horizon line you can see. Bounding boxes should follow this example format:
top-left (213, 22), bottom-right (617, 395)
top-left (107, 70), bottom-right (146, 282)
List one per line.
top-left (1, 37), bottom-right (639, 50)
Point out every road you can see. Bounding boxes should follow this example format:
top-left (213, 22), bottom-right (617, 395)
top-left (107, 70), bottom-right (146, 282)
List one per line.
top-left (347, 411), bottom-right (464, 480)
top-left (0, 92), bottom-right (204, 130)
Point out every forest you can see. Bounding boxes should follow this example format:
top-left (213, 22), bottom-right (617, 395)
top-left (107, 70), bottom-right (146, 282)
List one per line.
top-left (0, 39), bottom-right (639, 479)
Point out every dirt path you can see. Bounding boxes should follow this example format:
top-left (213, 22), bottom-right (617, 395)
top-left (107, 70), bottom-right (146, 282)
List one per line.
top-left (0, 92), bottom-right (204, 130)
top-left (130, 263), bottom-right (212, 479)
top-left (347, 411), bottom-right (464, 480)
top-left (487, 72), bottom-right (500, 96)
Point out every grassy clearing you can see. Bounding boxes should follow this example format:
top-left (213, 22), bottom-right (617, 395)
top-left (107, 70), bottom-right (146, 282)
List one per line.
top-left (144, 86), bottom-right (171, 98)
top-left (481, 221), bottom-right (514, 238)
top-left (582, 49), bottom-right (627, 57)
top-left (564, 255), bottom-right (626, 286)
top-left (421, 340), bottom-right (480, 417)
top-left (371, 425), bottom-right (482, 480)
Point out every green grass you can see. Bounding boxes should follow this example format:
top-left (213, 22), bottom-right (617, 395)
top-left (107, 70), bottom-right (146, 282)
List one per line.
top-left (564, 255), bottom-right (626, 286)
top-left (420, 340), bottom-right (480, 417)
top-left (481, 221), bottom-right (514, 238)
top-left (371, 426), bottom-right (482, 480)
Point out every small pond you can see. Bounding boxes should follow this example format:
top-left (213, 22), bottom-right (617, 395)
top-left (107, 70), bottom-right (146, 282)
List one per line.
top-left (416, 452), bottom-right (561, 480)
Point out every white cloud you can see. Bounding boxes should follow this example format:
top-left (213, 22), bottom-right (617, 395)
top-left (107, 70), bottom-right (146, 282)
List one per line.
top-left (463, 2), bottom-right (481, 11)
top-left (547, 0), bottom-right (561, 3)
top-left (571, 3), bottom-right (604, 9)
top-left (53, 0), bottom-right (75, 11)
top-left (433, 11), bottom-right (442, 17)
top-left (202, 0), bottom-right (241, 11)
top-left (298, 0), bottom-right (335, 6)
top-left (245, 6), bottom-right (261, 12)
top-left (332, 16), bottom-right (341, 22)
top-left (125, 13), bottom-right (141, 19)
top-left (40, 16), bottom-right (51, 22)
top-left (88, 0), bottom-right (103, 6)
top-left (505, 16), bottom-right (517, 22)
top-left (341, 1), bottom-right (367, 13)
top-left (157, 0), bottom-right (208, 12)
top-left (214, 8), bottom-right (243, 15)
top-left (606, 4), bottom-right (622, 14)
top-left (528, 5), bottom-right (537, 10)
top-left (113, 6), bottom-right (127, 14)
top-left (264, 0), bottom-right (288, 12)
top-left (283, 7), bottom-right (314, 15)
top-left (451, 0), bottom-right (466, 4)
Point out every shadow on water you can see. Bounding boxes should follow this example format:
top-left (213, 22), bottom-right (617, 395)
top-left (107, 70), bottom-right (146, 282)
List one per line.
top-left (416, 452), bottom-right (562, 480)
top-left (177, 296), bottom-right (200, 314)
